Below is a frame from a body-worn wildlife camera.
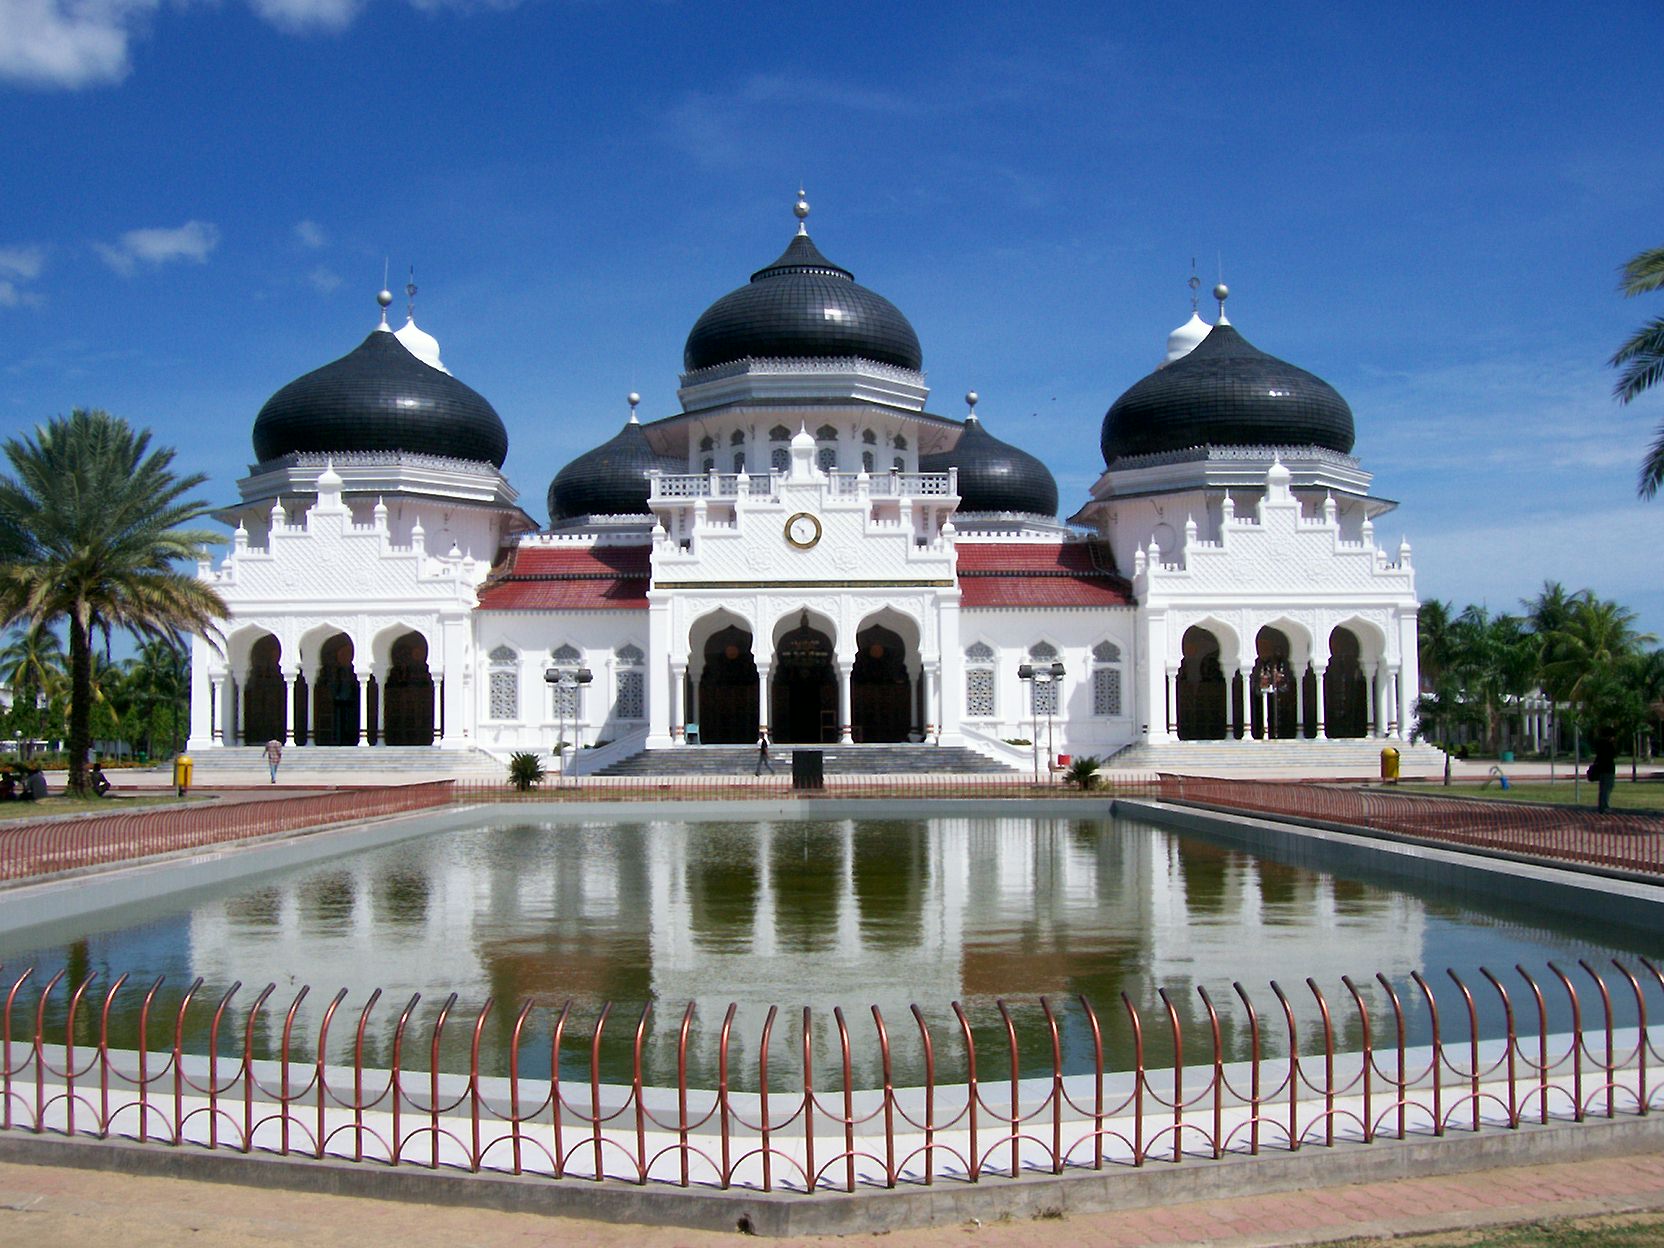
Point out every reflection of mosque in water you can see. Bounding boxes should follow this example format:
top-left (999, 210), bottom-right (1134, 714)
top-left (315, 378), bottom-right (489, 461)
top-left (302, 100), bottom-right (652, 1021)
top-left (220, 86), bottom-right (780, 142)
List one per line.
top-left (187, 817), bottom-right (1427, 1078)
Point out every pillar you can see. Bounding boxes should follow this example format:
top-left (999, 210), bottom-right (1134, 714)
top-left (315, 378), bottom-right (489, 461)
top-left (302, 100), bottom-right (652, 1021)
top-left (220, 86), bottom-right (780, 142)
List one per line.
top-left (1371, 662), bottom-right (1385, 738)
top-left (837, 660), bottom-right (854, 743)
top-left (922, 664), bottom-right (939, 741)
top-left (209, 675), bottom-right (224, 744)
top-left (669, 662), bottom-right (686, 741)
top-left (357, 667), bottom-right (372, 746)
top-left (1312, 664), bottom-right (1327, 740)
top-left (1236, 667), bottom-right (1251, 739)
top-left (282, 670), bottom-right (297, 745)
top-left (756, 662), bottom-right (771, 735)
top-left (1165, 666), bottom-right (1179, 737)
top-left (1387, 666), bottom-right (1402, 738)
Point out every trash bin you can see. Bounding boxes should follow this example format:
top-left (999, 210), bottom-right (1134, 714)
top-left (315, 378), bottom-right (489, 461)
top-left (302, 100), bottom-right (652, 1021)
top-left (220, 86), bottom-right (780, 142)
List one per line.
top-left (1057, 754), bottom-right (1072, 769)
top-left (791, 749), bottom-right (824, 791)
top-left (1500, 750), bottom-right (1514, 763)
top-left (173, 754), bottom-right (193, 797)
top-left (1379, 746), bottom-right (1400, 784)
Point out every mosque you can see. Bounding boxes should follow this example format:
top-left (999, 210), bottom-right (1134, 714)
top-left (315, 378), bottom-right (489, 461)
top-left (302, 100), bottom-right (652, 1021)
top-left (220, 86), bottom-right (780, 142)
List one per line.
top-left (186, 195), bottom-right (1422, 771)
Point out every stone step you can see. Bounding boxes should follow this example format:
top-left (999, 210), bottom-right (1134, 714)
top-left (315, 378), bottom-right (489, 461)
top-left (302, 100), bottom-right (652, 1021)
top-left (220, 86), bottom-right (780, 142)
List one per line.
top-left (176, 746), bottom-right (506, 776)
top-left (1106, 739), bottom-right (1449, 773)
top-left (594, 744), bottom-right (1018, 778)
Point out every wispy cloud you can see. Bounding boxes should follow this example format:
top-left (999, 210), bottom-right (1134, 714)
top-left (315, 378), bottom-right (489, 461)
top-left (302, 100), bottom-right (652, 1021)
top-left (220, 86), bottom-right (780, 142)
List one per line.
top-left (294, 219), bottom-right (327, 249)
top-left (245, 0), bottom-right (363, 35)
top-left (0, 244), bottom-right (47, 308)
top-left (0, 0), bottom-right (160, 88)
top-left (95, 220), bottom-right (220, 276)
top-left (308, 265), bottom-right (342, 293)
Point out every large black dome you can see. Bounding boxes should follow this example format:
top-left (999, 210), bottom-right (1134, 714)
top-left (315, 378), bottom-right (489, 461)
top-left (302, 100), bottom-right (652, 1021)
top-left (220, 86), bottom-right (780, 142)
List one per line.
top-left (252, 329), bottom-right (509, 469)
top-left (548, 419), bottom-right (682, 523)
top-left (683, 233), bottom-right (923, 373)
top-left (921, 417), bottom-right (1058, 517)
top-left (1100, 324), bottom-right (1354, 465)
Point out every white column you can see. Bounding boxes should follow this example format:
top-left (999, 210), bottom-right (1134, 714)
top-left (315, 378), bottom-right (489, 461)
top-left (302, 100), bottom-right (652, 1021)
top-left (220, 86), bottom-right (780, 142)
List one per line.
top-left (1371, 663), bottom-right (1385, 738)
top-left (837, 661), bottom-right (854, 743)
top-left (757, 662), bottom-right (772, 735)
top-left (1165, 667), bottom-right (1179, 737)
top-left (209, 674), bottom-right (224, 744)
top-left (669, 662), bottom-right (686, 742)
top-left (1312, 665), bottom-right (1327, 739)
top-left (358, 667), bottom-right (373, 746)
top-left (1236, 667), bottom-right (1251, 739)
top-left (646, 594), bottom-right (674, 749)
top-left (1387, 666), bottom-right (1402, 738)
top-left (923, 664), bottom-right (939, 741)
top-left (282, 670), bottom-right (298, 744)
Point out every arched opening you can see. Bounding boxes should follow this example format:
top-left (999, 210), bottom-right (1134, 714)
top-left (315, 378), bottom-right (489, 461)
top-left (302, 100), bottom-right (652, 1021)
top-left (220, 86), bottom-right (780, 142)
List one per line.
top-left (771, 612), bottom-right (836, 743)
top-left (1252, 628), bottom-right (1299, 740)
top-left (698, 625), bottom-right (759, 744)
top-left (382, 632), bottom-right (435, 745)
top-left (242, 634), bottom-right (285, 744)
top-left (1324, 626), bottom-right (1369, 738)
top-left (310, 633), bottom-right (359, 746)
top-left (852, 624), bottom-right (912, 742)
top-left (1177, 627), bottom-right (1228, 740)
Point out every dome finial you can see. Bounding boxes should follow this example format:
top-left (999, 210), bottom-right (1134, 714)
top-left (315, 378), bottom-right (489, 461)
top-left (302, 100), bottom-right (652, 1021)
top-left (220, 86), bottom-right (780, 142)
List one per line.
top-left (627, 391), bottom-right (641, 424)
top-left (376, 284), bottom-right (393, 330)
top-left (1188, 259), bottom-right (1200, 315)
top-left (405, 265), bottom-right (418, 322)
top-left (794, 187), bottom-right (810, 236)
top-left (965, 390), bottom-right (979, 422)
top-left (1213, 280), bottom-right (1230, 326)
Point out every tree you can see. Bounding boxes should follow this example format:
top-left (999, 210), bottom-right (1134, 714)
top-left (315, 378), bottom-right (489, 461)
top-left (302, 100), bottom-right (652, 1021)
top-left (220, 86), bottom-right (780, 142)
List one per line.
top-left (1610, 244), bottom-right (1664, 497)
top-left (0, 410), bottom-right (226, 795)
top-left (1448, 607), bottom-right (1535, 753)
top-left (1540, 596), bottom-right (1655, 732)
top-left (1417, 598), bottom-right (1458, 709)
top-left (123, 637), bottom-right (189, 758)
top-left (0, 623), bottom-right (64, 753)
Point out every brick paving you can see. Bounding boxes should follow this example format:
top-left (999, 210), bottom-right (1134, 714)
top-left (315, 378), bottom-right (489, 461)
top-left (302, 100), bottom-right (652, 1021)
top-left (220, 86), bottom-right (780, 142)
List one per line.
top-left (3, 1152), bottom-right (1664, 1247)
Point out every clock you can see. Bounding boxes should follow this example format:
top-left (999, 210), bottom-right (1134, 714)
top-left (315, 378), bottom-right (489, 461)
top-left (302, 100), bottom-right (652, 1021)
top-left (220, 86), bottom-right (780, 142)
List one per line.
top-left (784, 511), bottom-right (822, 549)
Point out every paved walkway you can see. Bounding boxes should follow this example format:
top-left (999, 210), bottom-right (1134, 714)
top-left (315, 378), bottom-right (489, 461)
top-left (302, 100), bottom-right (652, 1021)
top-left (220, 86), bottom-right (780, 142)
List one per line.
top-left (3, 1151), bottom-right (1664, 1247)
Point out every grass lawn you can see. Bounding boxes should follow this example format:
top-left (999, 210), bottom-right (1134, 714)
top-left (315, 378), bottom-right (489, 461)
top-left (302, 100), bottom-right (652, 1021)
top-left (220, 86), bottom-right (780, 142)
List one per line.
top-left (0, 792), bottom-right (204, 823)
top-left (1340, 1211), bottom-right (1664, 1245)
top-left (1394, 780), bottom-right (1663, 813)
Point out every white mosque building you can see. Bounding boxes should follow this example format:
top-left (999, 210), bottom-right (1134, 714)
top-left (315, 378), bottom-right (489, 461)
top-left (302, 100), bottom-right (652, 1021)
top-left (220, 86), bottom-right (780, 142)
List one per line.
top-left (186, 195), bottom-right (1423, 772)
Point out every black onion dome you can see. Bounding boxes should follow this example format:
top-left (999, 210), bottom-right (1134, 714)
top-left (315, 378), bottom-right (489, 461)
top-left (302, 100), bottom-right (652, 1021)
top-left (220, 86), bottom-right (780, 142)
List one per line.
top-left (253, 330), bottom-right (509, 468)
top-left (683, 233), bottom-right (923, 373)
top-left (548, 419), bottom-right (682, 522)
top-left (1100, 323), bottom-right (1354, 466)
top-left (921, 418), bottom-right (1059, 517)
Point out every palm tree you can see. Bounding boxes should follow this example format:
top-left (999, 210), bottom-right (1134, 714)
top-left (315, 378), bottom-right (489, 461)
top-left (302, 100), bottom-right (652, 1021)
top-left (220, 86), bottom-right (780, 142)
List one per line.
top-left (1540, 597), bottom-right (1656, 732)
top-left (0, 410), bottom-right (226, 794)
top-left (1610, 244), bottom-right (1664, 497)
top-left (0, 622), bottom-right (64, 752)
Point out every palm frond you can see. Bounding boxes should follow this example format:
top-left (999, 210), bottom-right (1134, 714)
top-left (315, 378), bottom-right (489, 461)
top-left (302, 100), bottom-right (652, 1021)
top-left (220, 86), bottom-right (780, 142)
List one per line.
top-left (1619, 246), bottom-right (1664, 296)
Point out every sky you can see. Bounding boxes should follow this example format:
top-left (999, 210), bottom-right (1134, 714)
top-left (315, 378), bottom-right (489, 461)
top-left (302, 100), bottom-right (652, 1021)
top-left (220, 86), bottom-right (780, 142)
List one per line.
top-left (3, 0), bottom-right (1663, 639)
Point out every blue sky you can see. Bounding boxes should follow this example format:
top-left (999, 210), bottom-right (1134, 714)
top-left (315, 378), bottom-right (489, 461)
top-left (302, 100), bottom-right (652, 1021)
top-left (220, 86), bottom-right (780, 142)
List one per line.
top-left (3, 1), bottom-right (1662, 638)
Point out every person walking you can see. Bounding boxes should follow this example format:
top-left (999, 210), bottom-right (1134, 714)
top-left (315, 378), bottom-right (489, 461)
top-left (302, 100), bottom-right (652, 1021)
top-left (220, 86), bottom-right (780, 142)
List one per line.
top-left (754, 728), bottom-right (774, 776)
top-left (1588, 732), bottom-right (1619, 814)
top-left (263, 738), bottom-right (283, 784)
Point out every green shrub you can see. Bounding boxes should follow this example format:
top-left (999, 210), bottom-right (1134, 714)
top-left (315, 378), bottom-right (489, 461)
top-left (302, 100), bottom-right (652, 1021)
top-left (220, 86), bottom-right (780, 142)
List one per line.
top-left (507, 751), bottom-right (546, 792)
top-left (1064, 755), bottom-right (1103, 790)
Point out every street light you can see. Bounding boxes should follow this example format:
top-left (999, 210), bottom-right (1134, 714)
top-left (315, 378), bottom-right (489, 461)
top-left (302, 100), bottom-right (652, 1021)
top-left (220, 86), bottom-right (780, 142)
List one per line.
top-left (1017, 660), bottom-right (1066, 783)
top-left (543, 666), bottom-right (593, 785)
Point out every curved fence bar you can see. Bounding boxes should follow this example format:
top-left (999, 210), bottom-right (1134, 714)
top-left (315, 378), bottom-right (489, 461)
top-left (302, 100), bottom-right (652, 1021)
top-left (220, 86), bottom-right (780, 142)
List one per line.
top-left (2, 962), bottom-right (1659, 1194)
top-left (1157, 775), bottom-right (1664, 877)
top-left (0, 783), bottom-right (456, 883)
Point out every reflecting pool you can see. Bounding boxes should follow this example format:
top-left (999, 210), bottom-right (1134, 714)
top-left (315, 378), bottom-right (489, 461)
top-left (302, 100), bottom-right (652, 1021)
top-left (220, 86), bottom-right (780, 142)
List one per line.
top-left (0, 813), bottom-right (1650, 1088)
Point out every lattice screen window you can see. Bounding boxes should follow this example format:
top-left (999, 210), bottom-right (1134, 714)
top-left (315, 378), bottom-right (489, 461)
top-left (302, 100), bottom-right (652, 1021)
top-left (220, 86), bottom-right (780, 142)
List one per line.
top-left (965, 642), bottom-right (996, 717)
top-left (817, 448), bottom-right (837, 472)
top-left (1092, 641), bottom-right (1121, 663)
top-left (486, 646), bottom-right (518, 721)
top-left (1093, 667), bottom-right (1122, 717)
top-left (770, 425), bottom-right (791, 442)
top-left (551, 681), bottom-right (577, 719)
top-left (862, 451), bottom-right (875, 473)
top-left (615, 671), bottom-right (645, 720)
top-left (551, 644), bottom-right (580, 664)
top-left (1032, 679), bottom-right (1059, 716)
top-left (771, 447), bottom-right (789, 473)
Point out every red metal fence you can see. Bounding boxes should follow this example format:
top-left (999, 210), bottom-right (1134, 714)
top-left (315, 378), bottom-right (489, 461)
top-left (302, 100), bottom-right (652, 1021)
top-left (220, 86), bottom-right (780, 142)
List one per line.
top-left (450, 773), bottom-right (1160, 803)
top-left (0, 782), bottom-right (456, 883)
top-left (1, 961), bottom-right (1658, 1192)
top-left (1159, 776), bottom-right (1664, 878)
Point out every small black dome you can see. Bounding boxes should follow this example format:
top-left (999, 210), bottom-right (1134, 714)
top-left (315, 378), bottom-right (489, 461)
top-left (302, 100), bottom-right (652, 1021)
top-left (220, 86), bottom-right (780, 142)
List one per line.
top-left (548, 420), bottom-right (682, 523)
top-left (1100, 323), bottom-right (1354, 466)
top-left (921, 417), bottom-right (1059, 518)
top-left (683, 233), bottom-right (923, 373)
top-left (253, 330), bottom-right (509, 468)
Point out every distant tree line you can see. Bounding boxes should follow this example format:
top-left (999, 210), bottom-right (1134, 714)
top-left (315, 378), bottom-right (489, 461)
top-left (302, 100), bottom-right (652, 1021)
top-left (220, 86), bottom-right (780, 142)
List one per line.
top-left (1416, 581), bottom-right (1663, 760)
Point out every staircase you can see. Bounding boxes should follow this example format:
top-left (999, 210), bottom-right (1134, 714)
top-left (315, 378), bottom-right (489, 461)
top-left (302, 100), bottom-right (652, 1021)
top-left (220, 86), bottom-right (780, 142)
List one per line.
top-left (593, 743), bottom-right (1018, 778)
top-left (1104, 737), bottom-right (1451, 778)
top-left (176, 745), bottom-right (507, 780)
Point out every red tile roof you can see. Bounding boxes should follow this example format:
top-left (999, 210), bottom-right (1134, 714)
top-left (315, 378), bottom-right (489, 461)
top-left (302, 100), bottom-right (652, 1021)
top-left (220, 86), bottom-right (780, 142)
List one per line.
top-left (955, 541), bottom-right (1132, 609)
top-left (475, 544), bottom-right (650, 612)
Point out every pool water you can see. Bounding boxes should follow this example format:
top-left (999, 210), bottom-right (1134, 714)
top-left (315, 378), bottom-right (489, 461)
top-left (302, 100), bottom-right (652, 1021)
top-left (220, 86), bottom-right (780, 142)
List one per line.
top-left (0, 813), bottom-right (1650, 1088)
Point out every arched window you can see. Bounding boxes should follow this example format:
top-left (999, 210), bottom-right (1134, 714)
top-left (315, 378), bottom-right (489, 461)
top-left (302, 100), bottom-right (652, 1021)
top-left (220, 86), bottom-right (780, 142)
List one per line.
top-left (817, 447), bottom-right (837, 472)
top-left (862, 451), bottom-right (875, 473)
top-left (614, 644), bottom-right (645, 720)
top-left (892, 434), bottom-right (907, 450)
top-left (965, 641), bottom-right (995, 718)
top-left (771, 447), bottom-right (789, 473)
top-left (892, 456), bottom-right (905, 472)
top-left (815, 424), bottom-right (838, 441)
top-left (769, 424), bottom-right (791, 442)
top-left (1091, 641), bottom-right (1123, 717)
top-left (699, 434), bottom-right (715, 452)
top-left (702, 457), bottom-right (715, 472)
top-left (733, 451), bottom-right (746, 473)
top-left (549, 645), bottom-right (581, 717)
top-left (487, 645), bottom-right (518, 720)
top-left (1028, 642), bottom-right (1060, 715)
top-left (730, 429), bottom-right (746, 446)
top-left (861, 428), bottom-right (877, 445)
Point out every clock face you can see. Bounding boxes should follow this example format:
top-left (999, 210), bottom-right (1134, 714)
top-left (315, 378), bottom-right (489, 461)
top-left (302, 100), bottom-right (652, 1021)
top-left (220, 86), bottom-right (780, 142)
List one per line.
top-left (785, 512), bottom-right (822, 548)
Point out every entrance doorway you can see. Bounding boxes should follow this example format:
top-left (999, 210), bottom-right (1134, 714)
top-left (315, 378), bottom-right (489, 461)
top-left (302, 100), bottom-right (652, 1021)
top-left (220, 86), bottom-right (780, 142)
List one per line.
top-left (771, 613), bottom-right (835, 743)
top-left (243, 634), bottom-right (285, 744)
top-left (310, 633), bottom-right (359, 746)
top-left (1324, 627), bottom-right (1369, 738)
top-left (852, 624), bottom-right (912, 742)
top-left (698, 626), bottom-right (759, 744)
top-left (1177, 627), bottom-right (1228, 740)
top-left (1251, 628), bottom-right (1299, 740)
top-left (383, 632), bottom-right (435, 745)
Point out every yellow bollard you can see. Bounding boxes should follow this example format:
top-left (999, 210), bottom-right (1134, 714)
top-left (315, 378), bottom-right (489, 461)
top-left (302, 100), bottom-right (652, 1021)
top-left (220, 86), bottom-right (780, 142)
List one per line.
top-left (173, 754), bottom-right (193, 797)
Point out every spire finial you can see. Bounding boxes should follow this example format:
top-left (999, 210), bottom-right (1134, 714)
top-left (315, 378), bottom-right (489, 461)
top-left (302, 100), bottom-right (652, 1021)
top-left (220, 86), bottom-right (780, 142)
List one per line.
top-left (627, 391), bottom-right (641, 424)
top-left (965, 390), bottom-right (979, 421)
top-left (376, 283), bottom-right (392, 329)
top-left (794, 187), bottom-right (810, 236)
top-left (1213, 281), bottom-right (1230, 325)
top-left (1188, 258), bottom-right (1200, 314)
top-left (405, 265), bottom-right (418, 321)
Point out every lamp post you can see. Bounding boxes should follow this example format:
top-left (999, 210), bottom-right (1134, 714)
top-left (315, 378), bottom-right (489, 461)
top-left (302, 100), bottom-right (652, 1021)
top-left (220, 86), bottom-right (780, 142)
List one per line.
top-left (543, 666), bottom-right (593, 785)
top-left (1017, 660), bottom-right (1066, 783)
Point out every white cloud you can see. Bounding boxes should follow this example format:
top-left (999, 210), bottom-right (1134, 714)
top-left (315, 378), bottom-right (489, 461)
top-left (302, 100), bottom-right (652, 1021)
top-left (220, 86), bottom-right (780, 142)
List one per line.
top-left (0, 244), bottom-right (47, 307)
top-left (96, 220), bottom-right (220, 276)
top-left (294, 219), bottom-right (327, 249)
top-left (0, 0), bottom-right (160, 89)
top-left (245, 0), bottom-right (363, 33)
top-left (308, 265), bottom-right (342, 293)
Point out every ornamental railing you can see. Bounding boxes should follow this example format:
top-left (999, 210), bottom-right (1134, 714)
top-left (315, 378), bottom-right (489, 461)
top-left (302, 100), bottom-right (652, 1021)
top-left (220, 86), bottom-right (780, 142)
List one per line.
top-left (1159, 775), bottom-right (1664, 878)
top-left (647, 471), bottom-right (954, 502)
top-left (2, 961), bottom-right (1658, 1193)
top-left (0, 782), bottom-right (455, 884)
